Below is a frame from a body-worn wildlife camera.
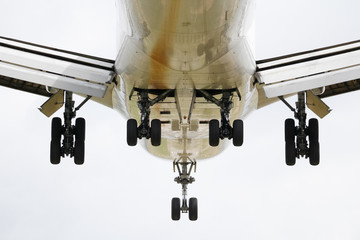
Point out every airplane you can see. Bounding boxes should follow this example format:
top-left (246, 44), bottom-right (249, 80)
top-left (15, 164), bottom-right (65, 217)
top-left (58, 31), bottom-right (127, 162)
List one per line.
top-left (0, 0), bottom-right (359, 222)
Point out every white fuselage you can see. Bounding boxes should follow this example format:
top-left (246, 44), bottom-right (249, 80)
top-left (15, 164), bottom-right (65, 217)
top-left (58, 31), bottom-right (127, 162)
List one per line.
top-left (113, 0), bottom-right (257, 160)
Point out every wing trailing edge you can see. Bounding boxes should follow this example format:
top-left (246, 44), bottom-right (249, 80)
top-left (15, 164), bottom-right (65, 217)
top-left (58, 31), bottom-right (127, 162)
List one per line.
top-left (0, 36), bottom-right (116, 98)
top-left (256, 40), bottom-right (360, 99)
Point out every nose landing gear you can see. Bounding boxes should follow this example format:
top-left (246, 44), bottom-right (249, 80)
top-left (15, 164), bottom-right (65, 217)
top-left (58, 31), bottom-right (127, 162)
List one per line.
top-left (171, 153), bottom-right (198, 221)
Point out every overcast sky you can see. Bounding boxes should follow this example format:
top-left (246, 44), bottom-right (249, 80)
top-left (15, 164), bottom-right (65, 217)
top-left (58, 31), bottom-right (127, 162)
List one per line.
top-left (0, 0), bottom-right (360, 239)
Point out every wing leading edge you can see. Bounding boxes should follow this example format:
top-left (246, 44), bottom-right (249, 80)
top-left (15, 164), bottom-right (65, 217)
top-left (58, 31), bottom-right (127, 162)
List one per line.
top-left (256, 40), bottom-right (360, 99)
top-left (0, 36), bottom-right (116, 98)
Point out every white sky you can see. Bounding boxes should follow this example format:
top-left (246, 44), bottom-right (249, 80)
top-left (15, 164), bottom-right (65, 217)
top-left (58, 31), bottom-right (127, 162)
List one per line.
top-left (0, 0), bottom-right (360, 239)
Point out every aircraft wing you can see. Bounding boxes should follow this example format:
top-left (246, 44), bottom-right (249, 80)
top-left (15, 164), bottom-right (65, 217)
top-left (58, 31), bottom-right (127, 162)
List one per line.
top-left (256, 40), bottom-right (360, 99)
top-left (0, 36), bottom-right (116, 98)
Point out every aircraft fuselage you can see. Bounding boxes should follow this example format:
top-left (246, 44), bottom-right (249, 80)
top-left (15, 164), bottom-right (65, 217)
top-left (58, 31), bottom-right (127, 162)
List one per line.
top-left (114, 0), bottom-right (257, 159)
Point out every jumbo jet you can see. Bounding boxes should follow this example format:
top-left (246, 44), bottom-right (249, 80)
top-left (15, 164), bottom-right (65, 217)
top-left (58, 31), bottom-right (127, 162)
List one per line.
top-left (0, 0), bottom-right (359, 221)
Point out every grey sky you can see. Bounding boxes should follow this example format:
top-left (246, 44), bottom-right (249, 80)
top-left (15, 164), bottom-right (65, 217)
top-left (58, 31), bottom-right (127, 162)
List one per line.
top-left (0, 0), bottom-right (360, 239)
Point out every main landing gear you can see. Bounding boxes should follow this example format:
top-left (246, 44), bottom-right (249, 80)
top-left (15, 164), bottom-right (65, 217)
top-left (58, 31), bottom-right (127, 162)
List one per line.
top-left (281, 92), bottom-right (320, 166)
top-left (198, 89), bottom-right (244, 147)
top-left (50, 91), bottom-right (90, 165)
top-left (127, 89), bottom-right (173, 146)
top-left (171, 153), bottom-right (198, 221)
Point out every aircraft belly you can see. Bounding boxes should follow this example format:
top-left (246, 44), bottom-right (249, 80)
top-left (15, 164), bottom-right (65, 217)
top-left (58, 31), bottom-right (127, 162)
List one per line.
top-left (115, 0), bottom-right (257, 160)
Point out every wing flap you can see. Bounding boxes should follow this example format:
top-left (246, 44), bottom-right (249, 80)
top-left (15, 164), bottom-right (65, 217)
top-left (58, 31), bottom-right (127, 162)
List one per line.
top-left (0, 36), bottom-right (115, 98)
top-left (0, 61), bottom-right (107, 97)
top-left (256, 40), bottom-right (360, 98)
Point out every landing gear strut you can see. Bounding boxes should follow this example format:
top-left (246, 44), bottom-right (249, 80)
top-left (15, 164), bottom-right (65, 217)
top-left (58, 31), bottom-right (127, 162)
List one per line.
top-left (171, 153), bottom-right (198, 221)
top-left (281, 92), bottom-right (320, 166)
top-left (198, 89), bottom-right (243, 147)
top-left (127, 89), bottom-right (173, 146)
top-left (50, 91), bottom-right (89, 165)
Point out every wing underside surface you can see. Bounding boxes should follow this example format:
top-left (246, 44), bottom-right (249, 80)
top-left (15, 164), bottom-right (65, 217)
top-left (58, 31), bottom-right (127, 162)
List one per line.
top-left (0, 36), bottom-right (116, 98)
top-left (256, 40), bottom-right (360, 99)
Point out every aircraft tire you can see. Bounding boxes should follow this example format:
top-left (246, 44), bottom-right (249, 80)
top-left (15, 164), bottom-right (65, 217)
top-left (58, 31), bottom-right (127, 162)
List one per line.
top-left (285, 142), bottom-right (296, 166)
top-left (50, 140), bottom-right (61, 165)
top-left (309, 141), bottom-right (320, 166)
top-left (209, 119), bottom-right (220, 146)
top-left (51, 117), bottom-right (62, 142)
top-left (232, 119), bottom-right (244, 146)
top-left (74, 140), bottom-right (85, 165)
top-left (189, 197), bottom-right (198, 221)
top-left (151, 119), bottom-right (161, 146)
top-left (75, 118), bottom-right (86, 142)
top-left (308, 118), bottom-right (319, 143)
top-left (171, 198), bottom-right (181, 221)
top-left (285, 119), bottom-right (296, 143)
top-left (127, 119), bottom-right (138, 146)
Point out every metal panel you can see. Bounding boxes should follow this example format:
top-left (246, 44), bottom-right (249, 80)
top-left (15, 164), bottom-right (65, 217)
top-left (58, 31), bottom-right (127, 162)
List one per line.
top-left (0, 36), bottom-right (114, 69)
top-left (0, 61), bottom-right (107, 98)
top-left (0, 46), bottom-right (114, 84)
top-left (256, 40), bottom-right (360, 98)
top-left (261, 65), bottom-right (360, 98)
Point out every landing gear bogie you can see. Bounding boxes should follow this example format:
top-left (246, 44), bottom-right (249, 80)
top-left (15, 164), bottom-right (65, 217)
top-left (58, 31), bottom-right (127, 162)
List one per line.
top-left (126, 118), bottom-right (162, 147)
top-left (49, 91), bottom-right (87, 165)
top-left (282, 92), bottom-right (320, 166)
top-left (126, 89), bottom-right (174, 147)
top-left (209, 119), bottom-right (244, 147)
top-left (197, 89), bottom-right (244, 147)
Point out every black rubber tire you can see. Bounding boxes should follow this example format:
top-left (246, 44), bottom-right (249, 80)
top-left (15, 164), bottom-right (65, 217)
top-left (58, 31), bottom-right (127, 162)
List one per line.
top-left (189, 197), bottom-right (198, 221)
top-left (51, 117), bottom-right (62, 142)
top-left (308, 118), bottom-right (319, 143)
top-left (151, 119), bottom-right (161, 146)
top-left (171, 198), bottom-right (181, 221)
top-left (309, 141), bottom-right (320, 166)
top-left (285, 119), bottom-right (296, 143)
top-left (127, 119), bottom-right (138, 146)
top-left (209, 119), bottom-right (220, 146)
top-left (285, 142), bottom-right (296, 166)
top-left (232, 119), bottom-right (244, 147)
top-left (50, 140), bottom-right (61, 165)
top-left (74, 140), bottom-right (85, 165)
top-left (75, 118), bottom-right (86, 142)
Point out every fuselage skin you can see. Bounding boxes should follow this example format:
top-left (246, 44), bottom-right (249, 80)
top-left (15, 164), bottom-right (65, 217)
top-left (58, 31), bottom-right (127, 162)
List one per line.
top-left (113, 0), bottom-right (257, 160)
